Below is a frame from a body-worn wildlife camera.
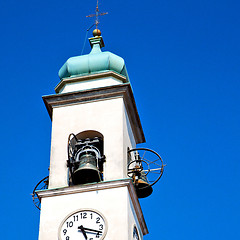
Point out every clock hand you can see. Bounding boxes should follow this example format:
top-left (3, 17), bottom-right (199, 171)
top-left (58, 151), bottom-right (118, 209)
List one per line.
top-left (78, 225), bottom-right (88, 240)
top-left (81, 227), bottom-right (102, 233)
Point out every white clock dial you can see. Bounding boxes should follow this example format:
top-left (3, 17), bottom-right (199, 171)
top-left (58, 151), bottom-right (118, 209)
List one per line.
top-left (59, 209), bottom-right (107, 240)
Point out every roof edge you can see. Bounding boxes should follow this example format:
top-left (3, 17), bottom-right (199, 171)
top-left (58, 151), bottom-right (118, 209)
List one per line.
top-left (43, 83), bottom-right (145, 144)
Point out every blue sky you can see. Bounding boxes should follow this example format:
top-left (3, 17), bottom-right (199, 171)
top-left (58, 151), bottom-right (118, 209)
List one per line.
top-left (0, 0), bottom-right (239, 239)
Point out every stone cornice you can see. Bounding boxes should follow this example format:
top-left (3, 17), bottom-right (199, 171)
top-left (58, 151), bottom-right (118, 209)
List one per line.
top-left (42, 83), bottom-right (145, 144)
top-left (37, 179), bottom-right (148, 235)
top-left (55, 71), bottom-right (128, 94)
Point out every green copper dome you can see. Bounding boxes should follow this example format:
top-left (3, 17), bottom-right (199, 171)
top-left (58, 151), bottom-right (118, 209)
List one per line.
top-left (58, 35), bottom-right (129, 81)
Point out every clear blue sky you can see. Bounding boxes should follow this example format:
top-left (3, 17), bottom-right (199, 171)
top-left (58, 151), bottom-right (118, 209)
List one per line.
top-left (0, 0), bottom-right (239, 239)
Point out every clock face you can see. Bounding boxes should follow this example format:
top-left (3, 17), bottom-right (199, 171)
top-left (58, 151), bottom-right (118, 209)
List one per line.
top-left (59, 209), bottom-right (107, 240)
top-left (133, 226), bottom-right (140, 240)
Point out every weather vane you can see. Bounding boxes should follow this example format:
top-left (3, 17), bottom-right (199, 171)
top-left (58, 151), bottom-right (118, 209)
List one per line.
top-left (86, 0), bottom-right (108, 29)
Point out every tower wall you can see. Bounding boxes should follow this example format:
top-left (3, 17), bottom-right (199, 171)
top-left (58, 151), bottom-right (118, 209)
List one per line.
top-left (38, 180), bottom-right (148, 240)
top-left (48, 95), bottom-right (136, 189)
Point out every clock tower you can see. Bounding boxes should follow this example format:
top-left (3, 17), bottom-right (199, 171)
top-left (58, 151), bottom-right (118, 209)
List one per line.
top-left (34, 15), bottom-right (165, 237)
top-left (36, 28), bottom-right (149, 240)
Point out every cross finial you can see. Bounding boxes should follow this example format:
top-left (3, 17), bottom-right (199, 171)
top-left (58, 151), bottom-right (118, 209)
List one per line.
top-left (86, 0), bottom-right (108, 29)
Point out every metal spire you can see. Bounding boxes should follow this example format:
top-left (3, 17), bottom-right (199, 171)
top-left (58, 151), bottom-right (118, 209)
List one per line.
top-left (86, 0), bottom-right (108, 29)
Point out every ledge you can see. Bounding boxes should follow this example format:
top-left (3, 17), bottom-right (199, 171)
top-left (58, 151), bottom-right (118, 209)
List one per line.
top-left (55, 71), bottom-right (128, 94)
top-left (43, 83), bottom-right (145, 144)
top-left (37, 179), bottom-right (148, 235)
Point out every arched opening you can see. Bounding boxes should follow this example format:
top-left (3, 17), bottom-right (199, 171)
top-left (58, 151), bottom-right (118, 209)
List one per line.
top-left (67, 130), bottom-right (105, 186)
top-left (75, 130), bottom-right (103, 140)
top-left (75, 130), bottom-right (104, 156)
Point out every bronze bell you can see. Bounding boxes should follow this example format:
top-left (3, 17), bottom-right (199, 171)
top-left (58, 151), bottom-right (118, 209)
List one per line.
top-left (134, 171), bottom-right (153, 198)
top-left (72, 151), bottom-right (102, 185)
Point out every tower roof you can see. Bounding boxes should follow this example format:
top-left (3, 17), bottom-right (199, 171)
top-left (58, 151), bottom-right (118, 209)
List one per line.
top-left (58, 33), bottom-right (129, 81)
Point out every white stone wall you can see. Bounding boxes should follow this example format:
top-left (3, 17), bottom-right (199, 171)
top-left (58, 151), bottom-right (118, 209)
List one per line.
top-left (48, 96), bottom-right (136, 189)
top-left (38, 185), bottom-right (141, 240)
top-left (59, 76), bottom-right (123, 94)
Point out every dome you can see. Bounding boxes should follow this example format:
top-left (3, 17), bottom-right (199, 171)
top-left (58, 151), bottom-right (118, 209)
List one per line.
top-left (58, 35), bottom-right (129, 81)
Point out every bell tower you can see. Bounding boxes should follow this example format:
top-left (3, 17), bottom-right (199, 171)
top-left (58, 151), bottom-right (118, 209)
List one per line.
top-left (34, 22), bottom-right (164, 239)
